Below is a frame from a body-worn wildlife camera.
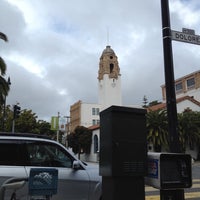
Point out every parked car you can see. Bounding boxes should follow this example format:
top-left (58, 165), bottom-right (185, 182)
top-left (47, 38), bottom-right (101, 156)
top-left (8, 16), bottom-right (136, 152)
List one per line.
top-left (0, 132), bottom-right (102, 200)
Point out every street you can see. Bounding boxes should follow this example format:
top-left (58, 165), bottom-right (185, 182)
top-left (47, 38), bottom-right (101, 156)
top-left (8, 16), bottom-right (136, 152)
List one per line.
top-left (145, 161), bottom-right (200, 200)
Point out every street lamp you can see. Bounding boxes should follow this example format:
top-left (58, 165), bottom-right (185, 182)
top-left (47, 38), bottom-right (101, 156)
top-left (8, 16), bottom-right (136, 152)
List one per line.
top-left (2, 76), bottom-right (11, 131)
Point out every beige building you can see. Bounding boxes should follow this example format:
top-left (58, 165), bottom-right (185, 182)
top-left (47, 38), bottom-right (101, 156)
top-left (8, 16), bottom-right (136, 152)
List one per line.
top-left (161, 70), bottom-right (200, 101)
top-left (70, 100), bottom-right (101, 132)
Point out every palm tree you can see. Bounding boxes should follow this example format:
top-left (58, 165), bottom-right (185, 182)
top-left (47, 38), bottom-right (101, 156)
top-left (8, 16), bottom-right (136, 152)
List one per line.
top-left (0, 32), bottom-right (10, 106)
top-left (178, 110), bottom-right (200, 152)
top-left (0, 32), bottom-right (8, 42)
top-left (146, 109), bottom-right (169, 152)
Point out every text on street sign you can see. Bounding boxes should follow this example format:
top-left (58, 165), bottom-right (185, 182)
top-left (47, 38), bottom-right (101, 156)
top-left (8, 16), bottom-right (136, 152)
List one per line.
top-left (171, 28), bottom-right (200, 45)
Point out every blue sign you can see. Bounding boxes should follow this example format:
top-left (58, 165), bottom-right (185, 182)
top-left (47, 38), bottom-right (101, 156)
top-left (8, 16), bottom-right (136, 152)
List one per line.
top-left (147, 159), bottom-right (158, 179)
top-left (29, 168), bottom-right (58, 196)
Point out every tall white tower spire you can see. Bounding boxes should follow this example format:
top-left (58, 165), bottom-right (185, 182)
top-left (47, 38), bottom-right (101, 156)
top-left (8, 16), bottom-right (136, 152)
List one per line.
top-left (98, 45), bottom-right (122, 110)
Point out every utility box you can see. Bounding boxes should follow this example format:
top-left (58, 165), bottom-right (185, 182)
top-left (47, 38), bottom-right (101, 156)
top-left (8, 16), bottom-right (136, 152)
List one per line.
top-left (99, 106), bottom-right (147, 177)
top-left (145, 152), bottom-right (192, 189)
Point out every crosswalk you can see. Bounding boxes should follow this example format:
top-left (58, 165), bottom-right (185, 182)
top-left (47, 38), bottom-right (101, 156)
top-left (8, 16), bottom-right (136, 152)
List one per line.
top-left (145, 179), bottom-right (200, 200)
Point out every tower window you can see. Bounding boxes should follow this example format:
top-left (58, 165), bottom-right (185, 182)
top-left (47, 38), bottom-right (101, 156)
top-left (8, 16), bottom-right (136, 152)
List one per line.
top-left (110, 56), bottom-right (113, 59)
top-left (110, 63), bottom-right (114, 73)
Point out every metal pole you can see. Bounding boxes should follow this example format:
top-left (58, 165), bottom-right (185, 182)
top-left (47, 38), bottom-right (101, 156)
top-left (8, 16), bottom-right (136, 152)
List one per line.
top-left (2, 77), bottom-right (11, 132)
top-left (65, 116), bottom-right (71, 147)
top-left (2, 96), bottom-right (6, 131)
top-left (12, 119), bottom-right (15, 133)
top-left (56, 112), bottom-right (60, 142)
top-left (161, 0), bottom-right (181, 153)
top-left (160, 0), bottom-right (184, 199)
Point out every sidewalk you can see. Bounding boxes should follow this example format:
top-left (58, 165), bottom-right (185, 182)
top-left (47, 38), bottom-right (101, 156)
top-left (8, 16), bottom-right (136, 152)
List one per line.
top-left (146, 192), bottom-right (200, 200)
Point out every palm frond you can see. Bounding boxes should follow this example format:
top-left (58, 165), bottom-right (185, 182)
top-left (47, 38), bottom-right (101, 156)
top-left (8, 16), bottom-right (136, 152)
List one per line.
top-left (0, 57), bottom-right (6, 75)
top-left (0, 32), bottom-right (8, 42)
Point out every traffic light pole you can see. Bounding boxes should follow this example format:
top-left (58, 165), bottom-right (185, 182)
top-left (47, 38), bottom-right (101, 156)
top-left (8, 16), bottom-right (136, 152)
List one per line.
top-left (12, 104), bottom-right (21, 133)
top-left (12, 119), bottom-right (15, 133)
top-left (160, 0), bottom-right (184, 199)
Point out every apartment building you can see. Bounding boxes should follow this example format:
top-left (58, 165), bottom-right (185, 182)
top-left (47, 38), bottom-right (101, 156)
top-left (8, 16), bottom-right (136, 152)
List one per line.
top-left (70, 100), bottom-right (101, 132)
top-left (161, 70), bottom-right (200, 101)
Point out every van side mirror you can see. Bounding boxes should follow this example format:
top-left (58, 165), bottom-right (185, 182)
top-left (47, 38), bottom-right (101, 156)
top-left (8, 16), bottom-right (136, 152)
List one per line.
top-left (72, 160), bottom-right (81, 169)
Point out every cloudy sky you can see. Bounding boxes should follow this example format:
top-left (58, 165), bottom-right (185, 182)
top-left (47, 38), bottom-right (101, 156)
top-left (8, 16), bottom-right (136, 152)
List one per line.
top-left (1, 0), bottom-right (200, 121)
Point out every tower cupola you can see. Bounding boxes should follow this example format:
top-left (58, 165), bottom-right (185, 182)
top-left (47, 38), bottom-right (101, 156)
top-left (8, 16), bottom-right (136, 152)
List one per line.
top-left (98, 45), bottom-right (122, 109)
top-left (98, 45), bottom-right (120, 80)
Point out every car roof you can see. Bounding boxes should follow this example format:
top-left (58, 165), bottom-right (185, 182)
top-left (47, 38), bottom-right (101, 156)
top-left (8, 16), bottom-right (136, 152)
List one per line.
top-left (0, 132), bottom-right (51, 140)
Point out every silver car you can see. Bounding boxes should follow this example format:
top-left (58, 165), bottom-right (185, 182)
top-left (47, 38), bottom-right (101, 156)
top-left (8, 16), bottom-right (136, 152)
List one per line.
top-left (0, 133), bottom-right (102, 200)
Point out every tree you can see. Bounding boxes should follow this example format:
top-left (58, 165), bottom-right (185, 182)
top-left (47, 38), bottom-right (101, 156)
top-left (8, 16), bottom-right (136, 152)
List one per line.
top-left (36, 120), bottom-right (55, 137)
top-left (0, 102), bottom-right (60, 138)
top-left (67, 126), bottom-right (92, 157)
top-left (148, 100), bottom-right (161, 107)
top-left (178, 110), bottom-right (200, 152)
top-left (142, 95), bottom-right (148, 108)
top-left (0, 104), bottom-right (12, 131)
top-left (146, 109), bottom-right (169, 152)
top-left (0, 32), bottom-right (10, 106)
top-left (0, 32), bottom-right (8, 42)
top-left (14, 109), bottom-right (38, 133)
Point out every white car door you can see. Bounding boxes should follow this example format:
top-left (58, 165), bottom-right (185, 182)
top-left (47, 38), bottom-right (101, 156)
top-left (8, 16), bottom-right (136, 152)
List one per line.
top-left (24, 141), bottom-right (90, 200)
top-left (0, 140), bottom-right (28, 200)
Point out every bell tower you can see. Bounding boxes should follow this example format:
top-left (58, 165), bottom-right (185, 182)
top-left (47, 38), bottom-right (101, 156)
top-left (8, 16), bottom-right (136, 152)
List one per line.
top-left (98, 45), bottom-right (122, 109)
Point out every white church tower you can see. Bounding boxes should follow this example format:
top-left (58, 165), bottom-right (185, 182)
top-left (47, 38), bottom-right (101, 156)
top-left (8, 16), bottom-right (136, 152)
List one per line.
top-left (98, 45), bottom-right (122, 110)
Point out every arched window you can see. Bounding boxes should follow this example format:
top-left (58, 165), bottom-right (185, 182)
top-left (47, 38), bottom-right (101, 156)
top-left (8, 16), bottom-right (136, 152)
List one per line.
top-left (94, 135), bottom-right (98, 153)
top-left (110, 63), bottom-right (114, 73)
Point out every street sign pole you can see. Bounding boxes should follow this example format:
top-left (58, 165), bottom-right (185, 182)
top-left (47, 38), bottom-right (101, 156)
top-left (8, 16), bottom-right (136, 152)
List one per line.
top-left (161, 0), bottom-right (181, 153)
top-left (160, 0), bottom-right (184, 199)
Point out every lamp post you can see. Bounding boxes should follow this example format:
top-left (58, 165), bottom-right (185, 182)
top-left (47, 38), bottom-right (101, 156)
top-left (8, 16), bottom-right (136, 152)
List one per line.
top-left (2, 77), bottom-right (11, 132)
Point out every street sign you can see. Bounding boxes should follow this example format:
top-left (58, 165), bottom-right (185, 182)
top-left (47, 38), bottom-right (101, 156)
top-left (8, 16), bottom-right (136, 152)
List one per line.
top-left (171, 28), bottom-right (200, 45)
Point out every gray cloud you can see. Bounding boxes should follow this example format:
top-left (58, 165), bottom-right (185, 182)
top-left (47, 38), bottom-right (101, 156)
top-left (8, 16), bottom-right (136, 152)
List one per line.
top-left (1, 0), bottom-right (200, 121)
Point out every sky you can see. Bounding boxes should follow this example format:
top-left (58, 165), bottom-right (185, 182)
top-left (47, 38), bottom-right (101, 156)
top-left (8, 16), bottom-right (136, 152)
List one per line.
top-left (1, 0), bottom-right (200, 122)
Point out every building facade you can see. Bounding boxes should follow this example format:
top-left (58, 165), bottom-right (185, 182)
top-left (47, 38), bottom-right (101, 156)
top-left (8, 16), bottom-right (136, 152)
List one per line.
top-left (70, 100), bottom-right (101, 132)
top-left (69, 45), bottom-right (122, 132)
top-left (69, 50), bottom-right (200, 162)
top-left (161, 70), bottom-right (200, 102)
top-left (149, 70), bottom-right (200, 159)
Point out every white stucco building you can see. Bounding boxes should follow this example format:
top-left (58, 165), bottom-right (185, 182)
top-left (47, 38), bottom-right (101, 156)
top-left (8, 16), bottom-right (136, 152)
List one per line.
top-left (70, 45), bottom-right (122, 132)
top-left (69, 45), bottom-right (122, 162)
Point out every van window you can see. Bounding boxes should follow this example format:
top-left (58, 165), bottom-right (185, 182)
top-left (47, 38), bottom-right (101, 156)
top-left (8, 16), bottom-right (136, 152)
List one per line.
top-left (25, 141), bottom-right (73, 168)
top-left (0, 140), bottom-right (23, 166)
